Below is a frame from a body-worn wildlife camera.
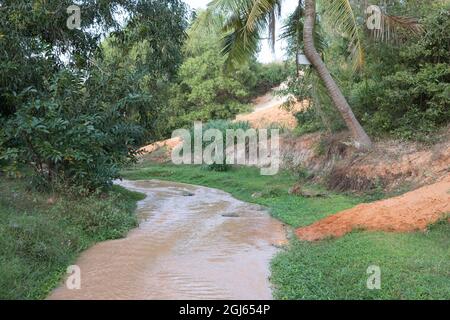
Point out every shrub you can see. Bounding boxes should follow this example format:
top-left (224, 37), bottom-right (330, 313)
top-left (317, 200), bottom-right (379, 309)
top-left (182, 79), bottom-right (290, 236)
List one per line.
top-left (2, 71), bottom-right (144, 194)
top-left (350, 8), bottom-right (450, 141)
top-left (190, 120), bottom-right (252, 172)
top-left (250, 62), bottom-right (292, 96)
top-left (283, 69), bottom-right (345, 135)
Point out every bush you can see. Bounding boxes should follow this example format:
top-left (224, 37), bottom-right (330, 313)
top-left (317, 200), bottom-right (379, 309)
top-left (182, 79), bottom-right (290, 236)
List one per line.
top-left (282, 69), bottom-right (345, 135)
top-left (364, 64), bottom-right (449, 140)
top-left (294, 108), bottom-right (325, 135)
top-left (350, 8), bottom-right (450, 141)
top-left (190, 120), bottom-right (252, 172)
top-left (249, 62), bottom-right (292, 96)
top-left (1, 71), bottom-right (144, 194)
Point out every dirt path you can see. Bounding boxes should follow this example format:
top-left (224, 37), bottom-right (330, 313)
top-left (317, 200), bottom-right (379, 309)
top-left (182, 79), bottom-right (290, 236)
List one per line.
top-left (139, 88), bottom-right (301, 156)
top-left (296, 175), bottom-right (450, 241)
top-left (235, 87), bottom-right (305, 130)
top-left (48, 180), bottom-right (286, 300)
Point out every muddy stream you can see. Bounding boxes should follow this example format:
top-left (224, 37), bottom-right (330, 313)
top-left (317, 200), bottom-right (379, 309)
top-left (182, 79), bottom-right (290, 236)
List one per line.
top-left (48, 180), bottom-right (287, 300)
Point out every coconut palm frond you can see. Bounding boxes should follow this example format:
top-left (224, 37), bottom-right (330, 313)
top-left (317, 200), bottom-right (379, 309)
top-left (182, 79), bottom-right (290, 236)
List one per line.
top-left (385, 15), bottom-right (423, 34)
top-left (281, 2), bottom-right (327, 57)
top-left (320, 0), bottom-right (365, 71)
top-left (370, 13), bottom-right (424, 42)
top-left (190, 7), bottom-right (224, 35)
top-left (208, 0), bottom-right (282, 64)
top-left (208, 0), bottom-right (248, 13)
top-left (246, 0), bottom-right (275, 32)
top-left (221, 12), bottom-right (262, 65)
top-left (245, 0), bottom-right (282, 52)
top-left (280, 1), bottom-right (303, 41)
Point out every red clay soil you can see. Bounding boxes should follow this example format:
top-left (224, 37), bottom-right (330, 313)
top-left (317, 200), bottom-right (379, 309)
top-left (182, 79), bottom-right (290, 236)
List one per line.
top-left (139, 137), bottom-right (181, 154)
top-left (139, 92), bottom-right (304, 158)
top-left (296, 175), bottom-right (450, 241)
top-left (235, 100), bottom-right (306, 129)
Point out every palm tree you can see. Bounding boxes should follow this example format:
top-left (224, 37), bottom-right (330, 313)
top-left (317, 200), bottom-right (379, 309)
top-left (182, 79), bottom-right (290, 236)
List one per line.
top-left (205, 0), bottom-right (422, 150)
top-left (303, 0), bottom-right (371, 149)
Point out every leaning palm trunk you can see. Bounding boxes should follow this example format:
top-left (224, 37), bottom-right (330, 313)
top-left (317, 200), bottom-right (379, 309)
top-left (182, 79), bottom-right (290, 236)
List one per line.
top-left (303, 0), bottom-right (372, 150)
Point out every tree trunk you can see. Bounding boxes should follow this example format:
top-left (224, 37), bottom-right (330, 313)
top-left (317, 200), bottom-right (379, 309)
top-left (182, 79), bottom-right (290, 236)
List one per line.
top-left (303, 0), bottom-right (372, 150)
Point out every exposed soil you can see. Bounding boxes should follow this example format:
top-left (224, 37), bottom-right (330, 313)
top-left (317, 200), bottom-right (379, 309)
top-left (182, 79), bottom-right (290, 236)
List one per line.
top-left (281, 128), bottom-right (450, 192)
top-left (296, 175), bottom-right (450, 241)
top-left (138, 89), bottom-right (303, 161)
top-left (139, 136), bottom-right (181, 154)
top-left (138, 90), bottom-right (450, 244)
top-left (235, 93), bottom-right (306, 129)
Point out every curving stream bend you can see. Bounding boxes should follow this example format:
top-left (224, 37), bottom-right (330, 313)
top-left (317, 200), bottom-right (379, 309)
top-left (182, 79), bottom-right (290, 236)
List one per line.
top-left (48, 179), bottom-right (287, 300)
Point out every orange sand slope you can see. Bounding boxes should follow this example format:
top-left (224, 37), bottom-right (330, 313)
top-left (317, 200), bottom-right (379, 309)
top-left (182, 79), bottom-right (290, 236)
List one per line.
top-left (139, 137), bottom-right (181, 154)
top-left (139, 89), bottom-right (303, 155)
top-left (235, 100), bottom-right (306, 129)
top-left (296, 175), bottom-right (450, 241)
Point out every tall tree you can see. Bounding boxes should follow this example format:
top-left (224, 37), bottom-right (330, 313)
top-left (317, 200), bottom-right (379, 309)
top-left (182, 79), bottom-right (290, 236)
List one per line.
top-left (206, 0), bottom-right (373, 149)
top-left (303, 0), bottom-right (371, 149)
top-left (0, 0), bottom-right (189, 190)
top-left (206, 0), bottom-right (423, 150)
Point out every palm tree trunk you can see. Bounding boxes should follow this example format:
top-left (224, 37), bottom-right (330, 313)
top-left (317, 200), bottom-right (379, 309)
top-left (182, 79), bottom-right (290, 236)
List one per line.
top-left (303, 0), bottom-right (372, 150)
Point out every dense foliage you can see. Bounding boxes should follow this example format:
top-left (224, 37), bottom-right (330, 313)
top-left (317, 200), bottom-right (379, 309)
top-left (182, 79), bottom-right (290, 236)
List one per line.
top-left (3, 71), bottom-right (144, 193)
top-left (350, 8), bottom-right (450, 140)
top-left (3, 0), bottom-right (446, 193)
top-left (167, 11), bottom-right (289, 130)
top-left (285, 1), bottom-right (449, 141)
top-left (0, 0), bottom-right (189, 192)
top-left (189, 119), bottom-right (252, 172)
top-left (99, 0), bottom-right (189, 138)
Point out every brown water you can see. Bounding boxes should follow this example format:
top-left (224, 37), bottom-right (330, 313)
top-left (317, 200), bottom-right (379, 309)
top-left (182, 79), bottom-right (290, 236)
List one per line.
top-left (48, 180), bottom-right (287, 300)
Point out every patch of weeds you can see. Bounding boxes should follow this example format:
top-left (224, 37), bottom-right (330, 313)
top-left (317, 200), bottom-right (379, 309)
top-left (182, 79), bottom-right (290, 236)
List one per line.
top-left (0, 178), bottom-right (144, 299)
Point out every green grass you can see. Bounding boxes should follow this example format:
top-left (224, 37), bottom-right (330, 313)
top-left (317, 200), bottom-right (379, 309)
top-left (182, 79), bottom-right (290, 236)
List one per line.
top-left (0, 178), bottom-right (145, 299)
top-left (272, 222), bottom-right (450, 299)
top-left (122, 163), bottom-right (373, 227)
top-left (123, 162), bottom-right (450, 300)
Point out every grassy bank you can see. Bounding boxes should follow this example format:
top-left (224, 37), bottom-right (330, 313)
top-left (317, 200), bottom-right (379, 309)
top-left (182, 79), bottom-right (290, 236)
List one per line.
top-left (122, 163), bottom-right (373, 227)
top-left (122, 163), bottom-right (450, 300)
top-left (0, 177), bottom-right (145, 299)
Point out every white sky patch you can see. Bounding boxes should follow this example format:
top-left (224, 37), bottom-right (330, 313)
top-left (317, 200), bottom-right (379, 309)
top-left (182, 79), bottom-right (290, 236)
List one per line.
top-left (184, 0), bottom-right (298, 63)
top-left (185, 0), bottom-right (208, 10)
